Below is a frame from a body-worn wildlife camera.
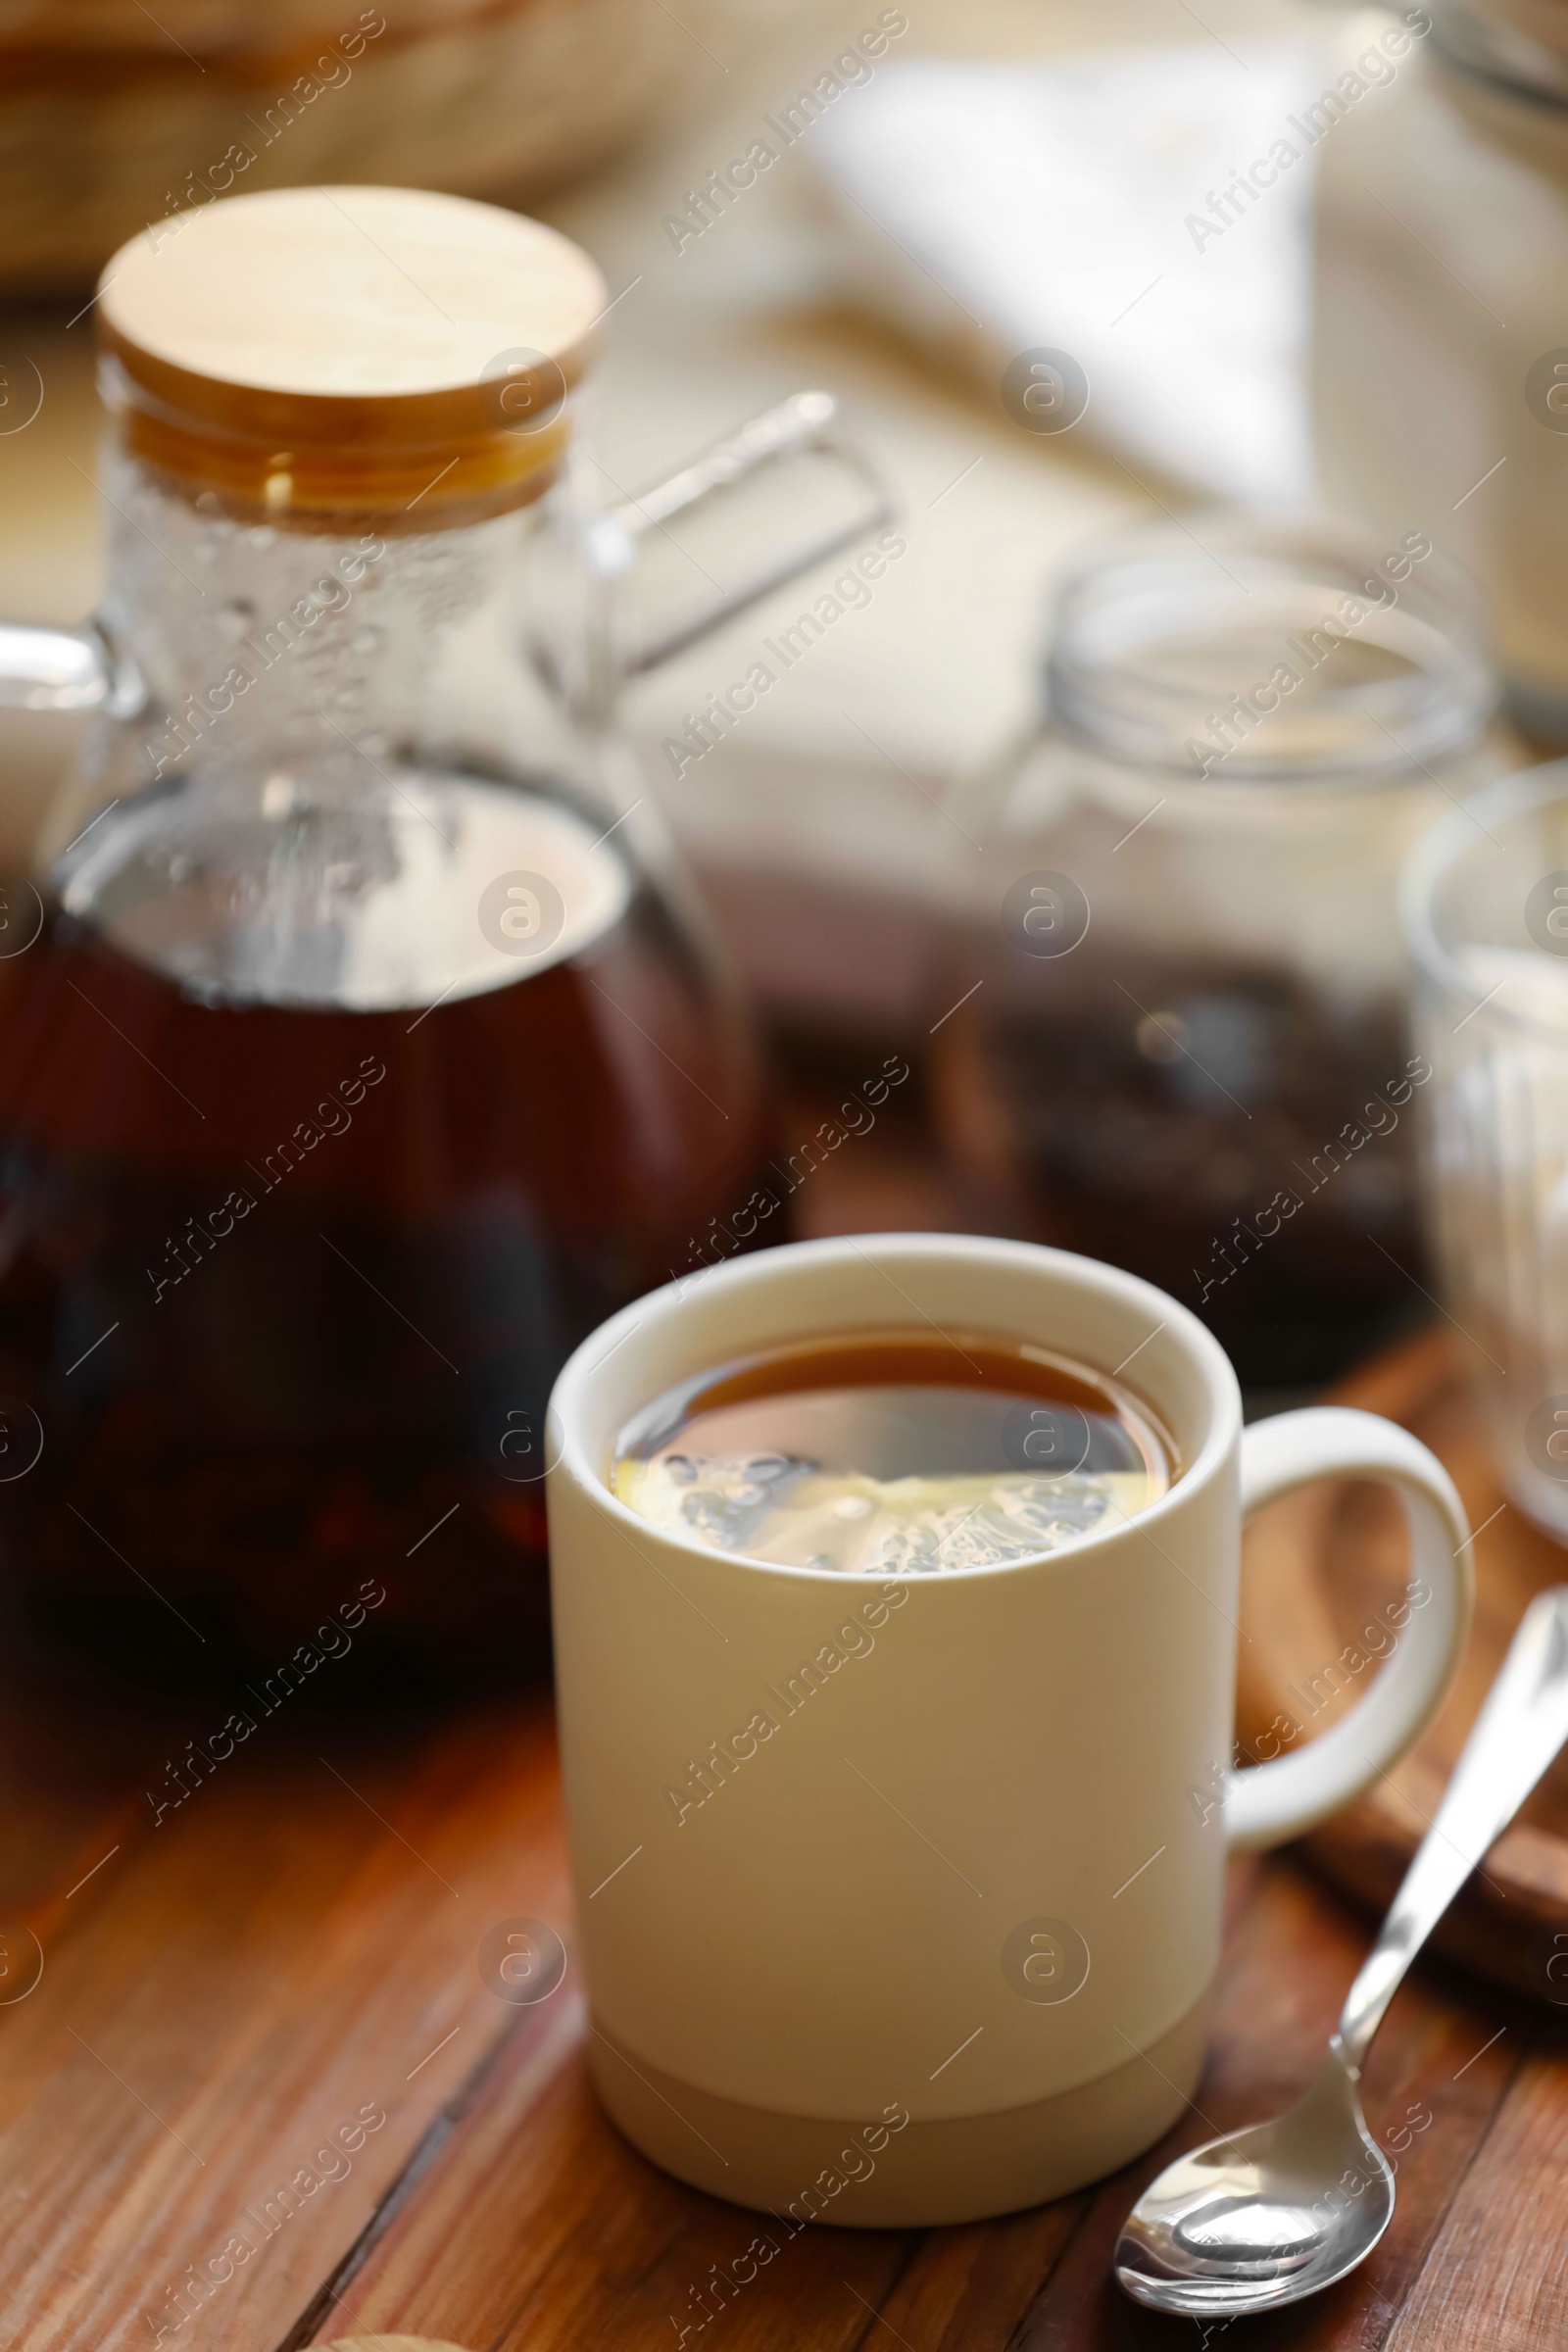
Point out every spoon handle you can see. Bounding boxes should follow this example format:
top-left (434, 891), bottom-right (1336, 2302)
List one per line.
top-left (1337, 1584), bottom-right (1568, 2072)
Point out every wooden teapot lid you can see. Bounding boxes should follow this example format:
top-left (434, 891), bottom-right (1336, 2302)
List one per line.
top-left (97, 185), bottom-right (608, 518)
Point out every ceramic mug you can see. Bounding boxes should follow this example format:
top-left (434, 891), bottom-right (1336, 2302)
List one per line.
top-left (546, 1234), bottom-right (1471, 2226)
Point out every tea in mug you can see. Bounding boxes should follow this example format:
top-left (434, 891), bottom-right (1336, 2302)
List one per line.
top-left (611, 1328), bottom-right (1177, 1573)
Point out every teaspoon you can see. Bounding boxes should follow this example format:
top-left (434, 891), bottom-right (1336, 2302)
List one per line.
top-left (1115, 1583), bottom-right (1568, 2318)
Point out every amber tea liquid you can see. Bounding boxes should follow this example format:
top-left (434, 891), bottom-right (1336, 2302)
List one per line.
top-left (612, 1328), bottom-right (1177, 1573)
top-left (0, 773), bottom-right (773, 1691)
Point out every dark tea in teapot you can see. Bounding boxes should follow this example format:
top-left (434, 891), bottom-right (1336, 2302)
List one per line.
top-left (0, 769), bottom-right (769, 1687)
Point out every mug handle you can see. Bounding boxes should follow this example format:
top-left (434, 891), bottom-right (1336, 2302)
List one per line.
top-left (1224, 1406), bottom-right (1473, 1854)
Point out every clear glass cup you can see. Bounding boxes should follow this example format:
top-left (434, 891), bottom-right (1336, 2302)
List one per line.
top-left (932, 514), bottom-right (1503, 1400)
top-left (1402, 760), bottom-right (1568, 1538)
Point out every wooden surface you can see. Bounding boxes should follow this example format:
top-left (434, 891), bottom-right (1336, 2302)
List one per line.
top-left (1239, 1327), bottom-right (1568, 2008)
top-left (1, 1652), bottom-right (1564, 2351)
top-left (5, 1102), bottom-right (1568, 2351)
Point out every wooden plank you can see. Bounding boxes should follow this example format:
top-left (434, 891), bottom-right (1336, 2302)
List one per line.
top-left (302, 1851), bottom-right (1520, 2352)
top-left (296, 1992), bottom-right (920, 2352)
top-left (0, 1698), bottom-right (572, 2351)
top-left (1007, 1858), bottom-right (1519, 2352)
top-left (0, 1686), bottom-right (1544, 2352)
top-left (1385, 2042), bottom-right (1568, 2352)
top-left (0, 1669), bottom-right (178, 1930)
top-left (841, 2200), bottom-right (1090, 2352)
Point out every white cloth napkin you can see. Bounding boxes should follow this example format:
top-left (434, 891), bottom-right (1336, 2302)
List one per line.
top-left (808, 39), bottom-right (1337, 508)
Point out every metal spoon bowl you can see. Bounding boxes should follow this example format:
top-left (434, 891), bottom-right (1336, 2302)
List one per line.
top-left (1116, 2044), bottom-right (1393, 2315)
top-left (1116, 1584), bottom-right (1568, 2319)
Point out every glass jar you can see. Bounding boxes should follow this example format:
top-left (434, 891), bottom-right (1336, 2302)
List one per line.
top-left (931, 516), bottom-right (1501, 1399)
top-left (1402, 760), bottom-right (1568, 1538)
top-left (1314, 0), bottom-right (1568, 737)
top-left (0, 185), bottom-right (885, 1691)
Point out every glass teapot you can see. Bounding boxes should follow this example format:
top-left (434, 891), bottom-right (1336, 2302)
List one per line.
top-left (0, 185), bottom-right (887, 1691)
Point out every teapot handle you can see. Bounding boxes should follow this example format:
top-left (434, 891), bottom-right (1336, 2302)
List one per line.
top-left (530, 390), bottom-right (893, 721)
top-left (612, 390), bottom-right (894, 674)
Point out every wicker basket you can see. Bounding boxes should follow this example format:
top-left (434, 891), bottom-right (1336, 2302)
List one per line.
top-left (0, 0), bottom-right (726, 287)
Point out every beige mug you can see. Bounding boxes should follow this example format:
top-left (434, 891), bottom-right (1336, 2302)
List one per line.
top-left (546, 1234), bottom-right (1471, 2226)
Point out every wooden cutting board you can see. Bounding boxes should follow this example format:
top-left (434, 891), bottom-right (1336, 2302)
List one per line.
top-left (1237, 1326), bottom-right (1568, 2010)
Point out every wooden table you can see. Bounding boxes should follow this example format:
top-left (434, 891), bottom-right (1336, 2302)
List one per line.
top-left (3, 1674), bottom-right (1563, 2352)
top-left (5, 1096), bottom-right (1568, 2352)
